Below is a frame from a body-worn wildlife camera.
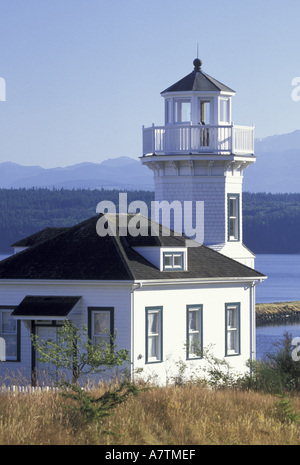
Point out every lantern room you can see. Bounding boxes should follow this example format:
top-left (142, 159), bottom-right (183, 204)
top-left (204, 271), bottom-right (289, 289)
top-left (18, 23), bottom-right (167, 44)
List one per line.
top-left (162, 58), bottom-right (234, 127)
top-left (142, 58), bottom-right (254, 156)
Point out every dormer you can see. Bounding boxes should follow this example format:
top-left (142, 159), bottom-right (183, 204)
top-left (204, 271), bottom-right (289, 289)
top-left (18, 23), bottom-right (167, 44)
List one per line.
top-left (161, 58), bottom-right (235, 128)
top-left (132, 246), bottom-right (188, 272)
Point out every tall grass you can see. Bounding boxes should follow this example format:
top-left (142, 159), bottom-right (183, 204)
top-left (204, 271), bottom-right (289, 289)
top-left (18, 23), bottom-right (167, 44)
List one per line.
top-left (0, 383), bottom-right (299, 445)
top-left (1, 332), bottom-right (299, 445)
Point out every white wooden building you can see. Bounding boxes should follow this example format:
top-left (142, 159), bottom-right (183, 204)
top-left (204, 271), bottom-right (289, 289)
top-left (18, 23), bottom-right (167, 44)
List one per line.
top-left (0, 58), bottom-right (266, 386)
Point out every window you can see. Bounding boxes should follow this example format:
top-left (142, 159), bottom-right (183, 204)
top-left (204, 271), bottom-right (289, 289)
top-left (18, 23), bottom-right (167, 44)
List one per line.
top-left (88, 307), bottom-right (114, 348)
top-left (225, 303), bottom-right (240, 356)
top-left (174, 99), bottom-right (191, 123)
top-left (163, 252), bottom-right (184, 271)
top-left (220, 98), bottom-right (229, 123)
top-left (0, 308), bottom-right (20, 361)
top-left (228, 194), bottom-right (240, 241)
top-left (146, 307), bottom-right (162, 363)
top-left (165, 99), bottom-right (172, 124)
top-left (186, 305), bottom-right (203, 359)
top-left (199, 100), bottom-right (211, 125)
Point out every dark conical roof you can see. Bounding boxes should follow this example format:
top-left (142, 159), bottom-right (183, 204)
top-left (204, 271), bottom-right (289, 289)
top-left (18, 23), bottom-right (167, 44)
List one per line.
top-left (161, 59), bottom-right (235, 94)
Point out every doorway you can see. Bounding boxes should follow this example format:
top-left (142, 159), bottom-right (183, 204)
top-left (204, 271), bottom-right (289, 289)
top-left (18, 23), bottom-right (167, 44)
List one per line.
top-left (34, 324), bottom-right (58, 386)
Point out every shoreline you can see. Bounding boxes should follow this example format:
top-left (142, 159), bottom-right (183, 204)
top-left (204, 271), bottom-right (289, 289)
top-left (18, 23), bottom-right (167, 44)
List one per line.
top-left (256, 301), bottom-right (300, 326)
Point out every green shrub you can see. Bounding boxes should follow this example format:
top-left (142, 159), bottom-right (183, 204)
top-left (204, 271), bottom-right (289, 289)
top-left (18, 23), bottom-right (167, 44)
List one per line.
top-left (247, 332), bottom-right (300, 394)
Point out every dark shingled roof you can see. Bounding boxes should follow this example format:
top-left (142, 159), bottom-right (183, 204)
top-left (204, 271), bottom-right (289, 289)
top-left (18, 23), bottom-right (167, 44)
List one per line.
top-left (11, 227), bottom-right (70, 247)
top-left (12, 296), bottom-right (81, 318)
top-left (161, 59), bottom-right (235, 94)
top-left (0, 214), bottom-right (265, 281)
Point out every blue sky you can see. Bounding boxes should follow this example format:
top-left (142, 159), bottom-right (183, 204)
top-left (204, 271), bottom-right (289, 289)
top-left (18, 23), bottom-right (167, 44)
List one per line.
top-left (0, 0), bottom-right (299, 168)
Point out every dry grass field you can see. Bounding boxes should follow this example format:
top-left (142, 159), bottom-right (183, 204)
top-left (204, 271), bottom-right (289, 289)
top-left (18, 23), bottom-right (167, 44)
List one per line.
top-left (0, 383), bottom-right (299, 445)
top-left (1, 306), bottom-right (300, 446)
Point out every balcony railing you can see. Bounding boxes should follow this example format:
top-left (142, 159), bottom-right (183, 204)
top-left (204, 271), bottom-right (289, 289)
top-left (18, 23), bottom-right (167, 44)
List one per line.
top-left (142, 124), bottom-right (254, 156)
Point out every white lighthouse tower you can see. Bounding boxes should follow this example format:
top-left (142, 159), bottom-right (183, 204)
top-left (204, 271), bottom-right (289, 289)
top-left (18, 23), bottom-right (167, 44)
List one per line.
top-left (141, 58), bottom-right (256, 268)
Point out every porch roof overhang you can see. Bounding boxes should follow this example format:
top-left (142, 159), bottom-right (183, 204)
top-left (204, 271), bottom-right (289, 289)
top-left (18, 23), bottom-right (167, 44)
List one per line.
top-left (11, 296), bottom-right (82, 320)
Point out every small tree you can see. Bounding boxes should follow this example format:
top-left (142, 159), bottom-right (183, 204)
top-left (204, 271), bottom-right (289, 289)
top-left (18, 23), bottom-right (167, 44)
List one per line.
top-left (264, 331), bottom-right (300, 392)
top-left (31, 320), bottom-right (130, 385)
top-left (32, 320), bottom-right (142, 432)
top-left (245, 332), bottom-right (300, 394)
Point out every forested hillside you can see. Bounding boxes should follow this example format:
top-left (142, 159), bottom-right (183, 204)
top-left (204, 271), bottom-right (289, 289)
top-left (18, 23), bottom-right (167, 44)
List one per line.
top-left (0, 188), bottom-right (299, 254)
top-left (243, 192), bottom-right (300, 253)
top-left (0, 188), bottom-right (152, 253)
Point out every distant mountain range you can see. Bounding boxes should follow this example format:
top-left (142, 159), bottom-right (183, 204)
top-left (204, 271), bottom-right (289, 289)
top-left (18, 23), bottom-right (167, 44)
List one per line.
top-left (0, 130), bottom-right (299, 193)
top-left (0, 156), bottom-right (154, 191)
top-left (243, 130), bottom-right (300, 193)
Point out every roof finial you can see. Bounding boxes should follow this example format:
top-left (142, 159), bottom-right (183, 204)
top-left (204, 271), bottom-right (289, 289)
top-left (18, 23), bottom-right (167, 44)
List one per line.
top-left (193, 56), bottom-right (202, 71)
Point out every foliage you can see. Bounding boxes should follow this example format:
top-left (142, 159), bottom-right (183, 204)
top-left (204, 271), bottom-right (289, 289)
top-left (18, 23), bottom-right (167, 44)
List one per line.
top-left (274, 395), bottom-right (299, 424)
top-left (31, 320), bottom-right (130, 385)
top-left (0, 382), bottom-right (299, 445)
top-left (61, 380), bottom-right (142, 432)
top-left (32, 320), bottom-right (143, 433)
top-left (171, 344), bottom-right (242, 389)
top-left (264, 331), bottom-right (300, 392)
top-left (245, 332), bottom-right (300, 394)
top-left (243, 191), bottom-right (300, 253)
top-left (0, 188), bottom-right (300, 253)
top-left (2, 331), bottom-right (300, 444)
top-left (0, 187), bottom-right (154, 252)
top-left (172, 332), bottom-right (300, 396)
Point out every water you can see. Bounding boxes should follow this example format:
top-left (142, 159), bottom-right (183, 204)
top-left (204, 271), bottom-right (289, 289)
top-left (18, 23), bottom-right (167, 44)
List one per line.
top-left (255, 254), bottom-right (300, 304)
top-left (255, 254), bottom-right (300, 359)
top-left (256, 323), bottom-right (300, 360)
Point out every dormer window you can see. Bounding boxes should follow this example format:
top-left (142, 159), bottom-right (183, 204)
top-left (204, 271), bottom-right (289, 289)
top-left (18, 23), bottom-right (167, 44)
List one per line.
top-left (163, 251), bottom-right (184, 271)
top-left (132, 246), bottom-right (187, 272)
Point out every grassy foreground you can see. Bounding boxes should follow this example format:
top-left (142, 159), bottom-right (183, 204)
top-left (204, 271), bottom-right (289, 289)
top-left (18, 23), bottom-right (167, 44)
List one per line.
top-left (0, 384), bottom-right (299, 445)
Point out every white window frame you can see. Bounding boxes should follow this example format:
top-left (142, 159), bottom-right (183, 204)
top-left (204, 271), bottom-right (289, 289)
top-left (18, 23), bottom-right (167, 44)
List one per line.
top-left (199, 99), bottom-right (211, 125)
top-left (228, 194), bottom-right (240, 241)
top-left (186, 305), bottom-right (203, 359)
top-left (146, 307), bottom-right (163, 364)
top-left (0, 308), bottom-right (19, 361)
top-left (174, 98), bottom-right (191, 123)
top-left (225, 303), bottom-right (240, 356)
top-left (88, 307), bottom-right (114, 348)
top-left (163, 251), bottom-right (184, 271)
top-left (220, 98), bottom-right (230, 123)
top-left (165, 99), bottom-right (172, 124)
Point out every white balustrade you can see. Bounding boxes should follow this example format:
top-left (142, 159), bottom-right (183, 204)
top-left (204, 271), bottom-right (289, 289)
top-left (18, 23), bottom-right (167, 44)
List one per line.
top-left (142, 124), bottom-right (254, 156)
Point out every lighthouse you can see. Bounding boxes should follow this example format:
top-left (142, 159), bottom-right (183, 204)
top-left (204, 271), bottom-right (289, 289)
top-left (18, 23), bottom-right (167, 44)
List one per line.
top-left (141, 58), bottom-right (256, 268)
